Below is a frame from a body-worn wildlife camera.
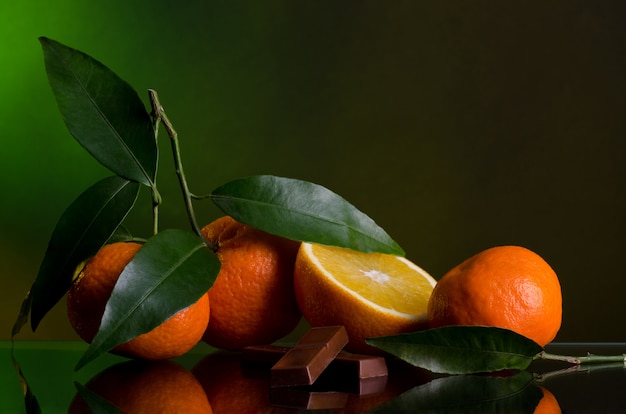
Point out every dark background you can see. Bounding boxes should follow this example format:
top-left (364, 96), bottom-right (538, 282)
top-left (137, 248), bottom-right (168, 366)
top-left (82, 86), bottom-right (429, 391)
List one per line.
top-left (2, 1), bottom-right (625, 342)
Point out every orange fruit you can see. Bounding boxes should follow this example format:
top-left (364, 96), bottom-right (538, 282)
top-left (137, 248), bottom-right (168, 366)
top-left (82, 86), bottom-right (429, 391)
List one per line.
top-left (293, 242), bottom-right (437, 354)
top-left (67, 242), bottom-right (210, 360)
top-left (427, 245), bottom-right (562, 347)
top-left (201, 216), bottom-right (301, 350)
top-left (69, 360), bottom-right (212, 413)
top-left (534, 387), bottom-right (561, 413)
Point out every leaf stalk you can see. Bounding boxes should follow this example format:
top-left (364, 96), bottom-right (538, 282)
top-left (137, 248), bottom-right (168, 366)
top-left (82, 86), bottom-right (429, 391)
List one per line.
top-left (537, 351), bottom-right (626, 365)
top-left (148, 90), bottom-right (215, 250)
top-left (149, 105), bottom-right (162, 235)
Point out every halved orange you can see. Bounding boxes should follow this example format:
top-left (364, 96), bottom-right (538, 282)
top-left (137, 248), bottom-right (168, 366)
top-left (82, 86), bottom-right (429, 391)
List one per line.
top-left (294, 242), bottom-right (436, 354)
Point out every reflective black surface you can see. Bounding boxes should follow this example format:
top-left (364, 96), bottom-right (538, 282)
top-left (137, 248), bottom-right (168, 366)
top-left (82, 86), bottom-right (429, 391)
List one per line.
top-left (2, 341), bottom-right (625, 412)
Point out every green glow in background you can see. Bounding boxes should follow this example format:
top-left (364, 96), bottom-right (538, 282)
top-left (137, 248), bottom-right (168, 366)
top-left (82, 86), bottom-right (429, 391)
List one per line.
top-left (2, 1), bottom-right (625, 342)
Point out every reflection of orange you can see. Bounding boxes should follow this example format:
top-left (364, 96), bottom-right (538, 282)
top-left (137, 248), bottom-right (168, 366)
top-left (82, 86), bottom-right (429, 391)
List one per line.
top-left (69, 360), bottom-right (212, 413)
top-left (427, 245), bottom-right (562, 347)
top-left (67, 242), bottom-right (210, 360)
top-left (534, 387), bottom-right (561, 414)
top-left (201, 216), bottom-right (301, 350)
top-left (192, 351), bottom-right (277, 413)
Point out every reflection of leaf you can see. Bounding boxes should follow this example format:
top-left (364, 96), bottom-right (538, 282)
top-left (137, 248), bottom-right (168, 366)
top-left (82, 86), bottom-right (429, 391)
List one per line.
top-left (369, 371), bottom-right (543, 413)
top-left (366, 326), bottom-right (543, 374)
top-left (40, 37), bottom-right (157, 186)
top-left (75, 229), bottom-right (220, 370)
top-left (211, 175), bottom-right (404, 255)
top-left (74, 382), bottom-right (122, 414)
top-left (11, 357), bottom-right (42, 414)
top-left (29, 176), bottom-right (140, 331)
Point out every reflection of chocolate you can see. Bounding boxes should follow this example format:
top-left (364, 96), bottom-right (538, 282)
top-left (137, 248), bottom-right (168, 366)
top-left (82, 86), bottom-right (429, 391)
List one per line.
top-left (270, 326), bottom-right (349, 387)
top-left (270, 388), bottom-right (349, 410)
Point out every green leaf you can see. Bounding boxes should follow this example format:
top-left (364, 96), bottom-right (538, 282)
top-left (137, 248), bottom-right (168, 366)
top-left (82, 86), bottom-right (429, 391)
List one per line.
top-left (39, 37), bottom-right (157, 186)
top-left (11, 293), bottom-right (33, 339)
top-left (29, 176), bottom-right (140, 331)
top-left (369, 371), bottom-right (543, 413)
top-left (75, 229), bottom-right (220, 370)
top-left (74, 382), bottom-right (123, 414)
top-left (210, 175), bottom-right (404, 255)
top-left (366, 326), bottom-right (543, 374)
top-left (105, 225), bottom-right (135, 244)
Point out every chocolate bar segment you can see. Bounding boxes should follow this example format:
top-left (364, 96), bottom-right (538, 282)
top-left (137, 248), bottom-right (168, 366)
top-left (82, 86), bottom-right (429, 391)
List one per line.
top-left (270, 326), bottom-right (349, 387)
top-left (243, 345), bottom-right (388, 379)
top-left (323, 352), bottom-right (389, 379)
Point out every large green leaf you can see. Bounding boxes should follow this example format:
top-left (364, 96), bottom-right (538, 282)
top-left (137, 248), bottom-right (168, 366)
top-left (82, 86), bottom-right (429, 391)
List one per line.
top-left (366, 326), bottom-right (543, 374)
top-left (370, 371), bottom-right (543, 413)
top-left (210, 175), bottom-right (404, 255)
top-left (75, 229), bottom-right (220, 370)
top-left (40, 37), bottom-right (157, 186)
top-left (29, 176), bottom-right (140, 331)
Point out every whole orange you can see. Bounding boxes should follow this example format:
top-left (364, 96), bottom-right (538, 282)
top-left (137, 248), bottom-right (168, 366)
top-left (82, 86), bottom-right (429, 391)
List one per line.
top-left (69, 360), bottom-right (212, 413)
top-left (67, 242), bottom-right (210, 360)
top-left (427, 245), bottom-right (562, 347)
top-left (201, 216), bottom-right (301, 350)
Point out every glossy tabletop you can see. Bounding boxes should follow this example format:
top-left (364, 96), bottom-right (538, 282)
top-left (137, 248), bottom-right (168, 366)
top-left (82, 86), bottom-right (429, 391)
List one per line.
top-left (2, 341), bottom-right (625, 412)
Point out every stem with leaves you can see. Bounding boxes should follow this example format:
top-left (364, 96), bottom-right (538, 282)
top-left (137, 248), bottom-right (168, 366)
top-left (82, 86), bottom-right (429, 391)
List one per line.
top-left (149, 104), bottom-right (163, 236)
top-left (148, 90), bottom-right (216, 250)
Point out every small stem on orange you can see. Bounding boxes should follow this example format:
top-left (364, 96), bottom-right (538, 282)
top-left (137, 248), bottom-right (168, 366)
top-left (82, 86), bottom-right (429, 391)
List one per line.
top-left (190, 192), bottom-right (212, 200)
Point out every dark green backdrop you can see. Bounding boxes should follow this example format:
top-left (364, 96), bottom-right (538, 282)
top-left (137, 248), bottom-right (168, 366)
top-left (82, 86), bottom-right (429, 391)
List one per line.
top-left (2, 1), bottom-right (625, 342)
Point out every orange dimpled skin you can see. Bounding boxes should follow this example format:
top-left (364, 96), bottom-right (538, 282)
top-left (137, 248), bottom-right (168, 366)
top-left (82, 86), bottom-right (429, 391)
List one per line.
top-left (201, 216), bottom-right (301, 350)
top-left (114, 293), bottom-right (210, 360)
top-left (67, 242), bottom-right (144, 343)
top-left (427, 245), bottom-right (562, 347)
top-left (67, 242), bottom-right (210, 360)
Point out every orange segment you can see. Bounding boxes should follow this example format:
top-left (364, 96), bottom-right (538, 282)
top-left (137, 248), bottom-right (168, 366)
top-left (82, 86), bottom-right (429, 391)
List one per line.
top-left (303, 243), bottom-right (435, 316)
top-left (294, 242), bottom-right (436, 354)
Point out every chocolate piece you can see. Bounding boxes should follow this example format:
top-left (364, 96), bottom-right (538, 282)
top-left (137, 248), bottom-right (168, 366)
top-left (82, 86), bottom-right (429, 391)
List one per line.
top-left (270, 326), bottom-right (349, 387)
top-left (243, 346), bottom-right (388, 394)
top-left (323, 352), bottom-right (389, 379)
top-left (243, 345), bottom-right (388, 379)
